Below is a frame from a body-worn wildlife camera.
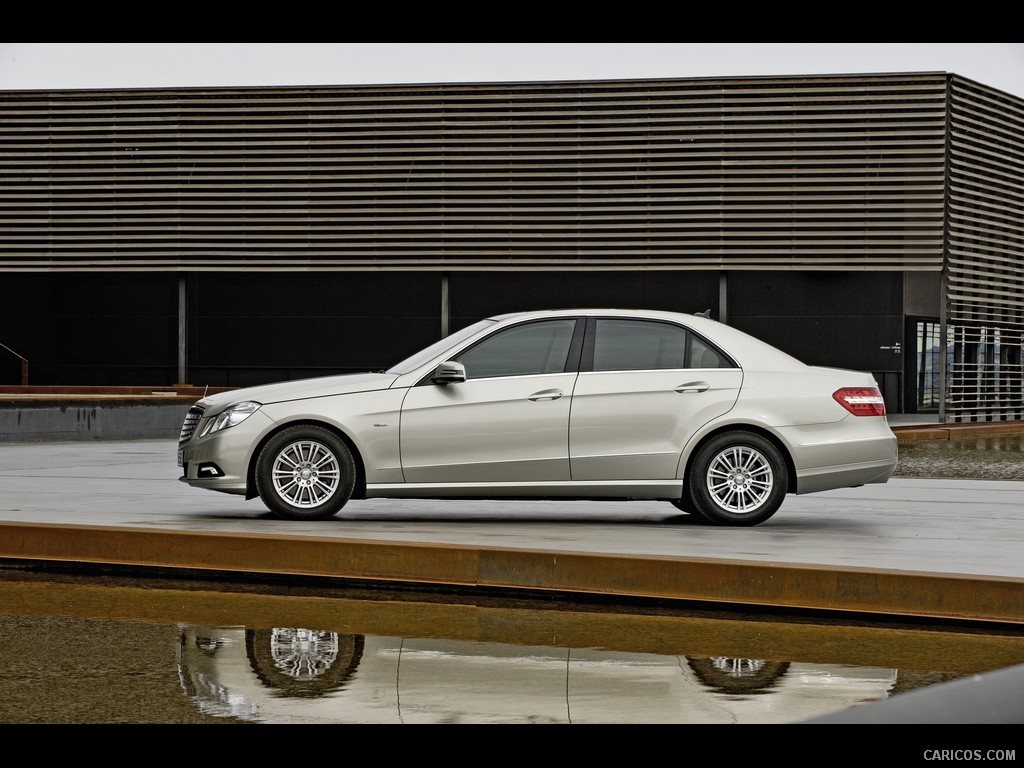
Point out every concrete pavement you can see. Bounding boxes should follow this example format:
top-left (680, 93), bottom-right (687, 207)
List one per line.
top-left (0, 435), bottom-right (1022, 625)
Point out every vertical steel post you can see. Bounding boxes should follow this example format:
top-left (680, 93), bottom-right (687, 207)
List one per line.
top-left (719, 271), bottom-right (728, 324)
top-left (440, 272), bottom-right (450, 339)
top-left (178, 275), bottom-right (187, 385)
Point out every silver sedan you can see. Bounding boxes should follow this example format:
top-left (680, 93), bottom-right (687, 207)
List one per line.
top-left (177, 308), bottom-right (898, 526)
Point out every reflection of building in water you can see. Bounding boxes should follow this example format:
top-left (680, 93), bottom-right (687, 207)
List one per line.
top-left (177, 626), bottom-right (897, 724)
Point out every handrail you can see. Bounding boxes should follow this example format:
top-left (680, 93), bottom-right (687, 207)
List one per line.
top-left (0, 343), bottom-right (28, 385)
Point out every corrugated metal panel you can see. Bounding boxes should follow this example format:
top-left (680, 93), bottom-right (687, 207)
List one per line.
top-left (947, 77), bottom-right (1024, 330)
top-left (945, 76), bottom-right (1024, 421)
top-left (0, 74), bottom-right (948, 272)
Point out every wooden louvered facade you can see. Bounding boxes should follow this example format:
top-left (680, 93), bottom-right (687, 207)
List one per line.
top-left (0, 72), bottom-right (1021, 421)
top-left (945, 78), bottom-right (1024, 420)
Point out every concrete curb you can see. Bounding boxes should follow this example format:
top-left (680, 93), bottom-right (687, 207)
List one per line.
top-left (0, 398), bottom-right (193, 442)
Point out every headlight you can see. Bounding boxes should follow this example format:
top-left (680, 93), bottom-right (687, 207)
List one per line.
top-left (199, 401), bottom-right (262, 437)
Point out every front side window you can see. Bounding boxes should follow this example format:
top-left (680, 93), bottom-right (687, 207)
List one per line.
top-left (455, 319), bottom-right (577, 379)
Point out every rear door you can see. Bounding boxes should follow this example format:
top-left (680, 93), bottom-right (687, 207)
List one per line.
top-left (568, 317), bottom-right (742, 480)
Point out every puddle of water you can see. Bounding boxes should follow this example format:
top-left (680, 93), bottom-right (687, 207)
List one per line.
top-left (1, 569), bottom-right (1021, 725)
top-left (895, 435), bottom-right (1024, 481)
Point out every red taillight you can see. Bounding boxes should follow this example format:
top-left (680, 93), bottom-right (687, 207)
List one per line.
top-left (833, 387), bottom-right (886, 416)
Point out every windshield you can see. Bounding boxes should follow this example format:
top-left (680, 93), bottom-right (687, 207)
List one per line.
top-left (386, 318), bottom-right (497, 374)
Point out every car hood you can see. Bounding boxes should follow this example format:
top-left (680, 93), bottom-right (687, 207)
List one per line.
top-left (195, 372), bottom-right (400, 410)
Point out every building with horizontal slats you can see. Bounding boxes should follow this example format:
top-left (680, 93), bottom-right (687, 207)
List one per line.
top-left (1, 71), bottom-right (1021, 422)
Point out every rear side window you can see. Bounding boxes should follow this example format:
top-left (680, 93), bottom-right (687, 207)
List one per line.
top-left (689, 335), bottom-right (730, 368)
top-left (591, 318), bottom-right (733, 371)
top-left (592, 319), bottom-right (686, 371)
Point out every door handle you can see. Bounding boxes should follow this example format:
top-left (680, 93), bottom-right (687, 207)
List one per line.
top-left (528, 389), bottom-right (564, 401)
top-left (675, 381), bottom-right (710, 393)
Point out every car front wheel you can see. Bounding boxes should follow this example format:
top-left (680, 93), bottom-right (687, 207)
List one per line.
top-left (255, 425), bottom-right (355, 520)
top-left (685, 431), bottom-right (788, 526)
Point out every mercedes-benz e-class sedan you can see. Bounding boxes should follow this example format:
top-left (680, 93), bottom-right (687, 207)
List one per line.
top-left (177, 308), bottom-right (897, 526)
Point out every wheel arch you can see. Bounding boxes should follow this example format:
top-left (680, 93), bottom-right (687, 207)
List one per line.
top-left (244, 419), bottom-right (368, 501)
top-left (681, 423), bottom-right (797, 496)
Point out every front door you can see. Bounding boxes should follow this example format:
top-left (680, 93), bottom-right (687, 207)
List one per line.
top-left (399, 318), bottom-right (580, 483)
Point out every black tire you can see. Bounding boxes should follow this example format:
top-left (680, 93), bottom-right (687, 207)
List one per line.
top-left (685, 431), bottom-right (788, 526)
top-left (255, 425), bottom-right (355, 520)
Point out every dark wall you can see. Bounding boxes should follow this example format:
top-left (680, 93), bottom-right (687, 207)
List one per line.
top-left (184, 270), bottom-right (721, 387)
top-left (1, 270), bottom-right (905, 409)
top-left (0, 272), bottom-right (443, 388)
top-left (450, 271), bottom-right (720, 330)
top-left (1, 273), bottom-right (179, 386)
top-left (728, 271), bottom-right (905, 372)
top-left (187, 272), bottom-right (442, 388)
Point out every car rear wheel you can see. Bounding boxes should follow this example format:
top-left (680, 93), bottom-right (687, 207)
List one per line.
top-left (685, 431), bottom-right (788, 526)
top-left (255, 425), bottom-right (355, 520)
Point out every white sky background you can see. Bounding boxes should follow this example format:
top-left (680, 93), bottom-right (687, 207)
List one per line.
top-left (1, 43), bottom-right (1024, 100)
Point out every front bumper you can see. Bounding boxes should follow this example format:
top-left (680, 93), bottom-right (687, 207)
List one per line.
top-left (178, 409), bottom-right (276, 496)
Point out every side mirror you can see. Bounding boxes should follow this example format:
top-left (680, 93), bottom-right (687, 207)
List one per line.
top-left (432, 360), bottom-right (466, 385)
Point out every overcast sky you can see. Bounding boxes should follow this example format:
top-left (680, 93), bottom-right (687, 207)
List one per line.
top-left (2, 43), bottom-right (1024, 99)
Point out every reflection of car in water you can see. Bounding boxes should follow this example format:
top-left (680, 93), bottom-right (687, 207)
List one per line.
top-left (687, 657), bottom-right (792, 694)
top-left (177, 626), bottom-right (897, 724)
top-left (245, 628), bottom-right (364, 697)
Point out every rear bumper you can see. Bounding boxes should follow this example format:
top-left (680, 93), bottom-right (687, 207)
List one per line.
top-left (795, 454), bottom-right (898, 494)
top-left (778, 420), bottom-right (898, 494)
